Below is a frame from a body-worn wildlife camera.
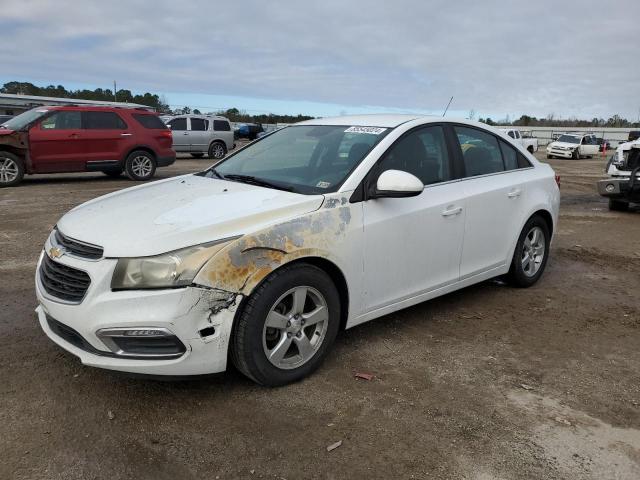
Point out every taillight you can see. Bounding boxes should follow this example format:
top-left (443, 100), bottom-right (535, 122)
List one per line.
top-left (555, 174), bottom-right (561, 188)
top-left (160, 129), bottom-right (172, 139)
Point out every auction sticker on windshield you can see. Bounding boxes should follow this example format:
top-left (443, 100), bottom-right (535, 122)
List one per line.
top-left (344, 126), bottom-right (387, 135)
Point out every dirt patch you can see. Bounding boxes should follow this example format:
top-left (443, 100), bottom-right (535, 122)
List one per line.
top-left (0, 153), bottom-right (639, 479)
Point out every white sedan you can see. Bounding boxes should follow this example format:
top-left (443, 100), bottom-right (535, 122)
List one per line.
top-left (35, 115), bottom-right (560, 385)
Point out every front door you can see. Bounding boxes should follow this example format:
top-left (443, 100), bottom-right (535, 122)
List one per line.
top-left (362, 125), bottom-right (466, 312)
top-left (29, 110), bottom-right (84, 172)
top-left (167, 117), bottom-right (189, 152)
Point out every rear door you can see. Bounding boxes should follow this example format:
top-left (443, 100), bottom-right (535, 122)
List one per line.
top-left (28, 110), bottom-right (83, 172)
top-left (80, 110), bottom-right (130, 166)
top-left (167, 117), bottom-right (189, 152)
top-left (213, 119), bottom-right (234, 149)
top-left (452, 125), bottom-right (528, 279)
top-left (581, 135), bottom-right (599, 156)
top-left (188, 117), bottom-right (209, 153)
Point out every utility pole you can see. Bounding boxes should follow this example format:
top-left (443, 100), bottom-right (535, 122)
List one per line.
top-left (114, 81), bottom-right (117, 102)
top-left (442, 96), bottom-right (453, 117)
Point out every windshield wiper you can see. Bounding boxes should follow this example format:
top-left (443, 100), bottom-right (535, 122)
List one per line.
top-left (210, 168), bottom-right (225, 179)
top-left (222, 174), bottom-right (295, 192)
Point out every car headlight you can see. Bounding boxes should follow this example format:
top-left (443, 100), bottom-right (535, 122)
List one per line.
top-left (111, 237), bottom-right (239, 290)
top-left (612, 150), bottom-right (628, 167)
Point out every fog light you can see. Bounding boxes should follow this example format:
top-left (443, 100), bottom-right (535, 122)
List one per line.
top-left (96, 327), bottom-right (186, 358)
top-left (606, 184), bottom-right (615, 193)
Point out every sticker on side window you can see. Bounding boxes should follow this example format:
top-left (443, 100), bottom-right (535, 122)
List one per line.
top-left (316, 181), bottom-right (331, 189)
top-left (344, 126), bottom-right (387, 135)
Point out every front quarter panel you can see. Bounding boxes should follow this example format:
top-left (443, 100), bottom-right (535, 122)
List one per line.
top-left (193, 193), bottom-right (363, 323)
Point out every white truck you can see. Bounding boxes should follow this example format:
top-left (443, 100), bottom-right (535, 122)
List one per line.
top-left (597, 138), bottom-right (640, 210)
top-left (500, 129), bottom-right (538, 153)
top-left (546, 133), bottom-right (599, 160)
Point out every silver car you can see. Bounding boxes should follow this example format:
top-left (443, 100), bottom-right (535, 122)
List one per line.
top-left (166, 115), bottom-right (235, 159)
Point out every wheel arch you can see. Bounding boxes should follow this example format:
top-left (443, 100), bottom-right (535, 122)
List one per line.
top-left (122, 145), bottom-right (157, 164)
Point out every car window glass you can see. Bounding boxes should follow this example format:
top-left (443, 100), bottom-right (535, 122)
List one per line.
top-left (168, 117), bottom-right (187, 131)
top-left (499, 140), bottom-right (519, 170)
top-left (213, 120), bottom-right (231, 131)
top-left (455, 126), bottom-right (504, 177)
top-left (377, 126), bottom-right (451, 185)
top-left (508, 131), bottom-right (515, 138)
top-left (132, 114), bottom-right (166, 129)
top-left (190, 118), bottom-right (207, 131)
top-left (40, 111), bottom-right (81, 130)
top-left (84, 111), bottom-right (127, 129)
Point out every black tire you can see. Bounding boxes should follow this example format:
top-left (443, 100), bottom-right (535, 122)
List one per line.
top-left (608, 198), bottom-right (629, 212)
top-left (190, 153), bottom-right (204, 159)
top-left (102, 168), bottom-right (123, 178)
top-left (547, 154), bottom-right (553, 159)
top-left (506, 215), bottom-right (551, 288)
top-left (124, 150), bottom-right (156, 181)
top-left (572, 149), bottom-right (580, 160)
top-left (208, 141), bottom-right (226, 160)
top-left (0, 151), bottom-right (25, 187)
top-left (231, 263), bottom-right (341, 386)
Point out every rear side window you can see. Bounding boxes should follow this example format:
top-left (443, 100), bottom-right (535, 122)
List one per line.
top-left (213, 120), bottom-right (231, 131)
top-left (168, 117), bottom-right (187, 131)
top-left (84, 111), bottom-right (127, 129)
top-left (132, 114), bottom-right (166, 129)
top-left (40, 111), bottom-right (82, 130)
top-left (191, 118), bottom-right (208, 131)
top-left (499, 140), bottom-right (519, 170)
top-left (455, 126), bottom-right (504, 177)
top-left (378, 125), bottom-right (451, 185)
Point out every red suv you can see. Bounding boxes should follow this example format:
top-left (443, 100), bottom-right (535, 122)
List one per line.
top-left (0, 105), bottom-right (175, 187)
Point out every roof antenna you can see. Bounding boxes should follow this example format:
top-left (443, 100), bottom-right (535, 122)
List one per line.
top-left (442, 96), bottom-right (453, 117)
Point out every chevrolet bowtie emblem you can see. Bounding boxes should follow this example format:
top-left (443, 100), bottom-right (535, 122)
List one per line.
top-left (48, 247), bottom-right (64, 259)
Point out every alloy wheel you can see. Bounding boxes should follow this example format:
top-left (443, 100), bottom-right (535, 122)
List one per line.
top-left (131, 155), bottom-right (153, 177)
top-left (262, 286), bottom-right (329, 370)
top-left (521, 226), bottom-right (545, 277)
top-left (211, 143), bottom-right (225, 159)
top-left (0, 156), bottom-right (19, 183)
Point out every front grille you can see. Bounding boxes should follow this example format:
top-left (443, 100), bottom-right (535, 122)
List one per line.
top-left (39, 255), bottom-right (91, 303)
top-left (55, 229), bottom-right (103, 260)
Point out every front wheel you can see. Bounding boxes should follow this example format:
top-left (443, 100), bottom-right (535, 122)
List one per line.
top-left (572, 149), bottom-right (580, 160)
top-left (0, 151), bottom-right (24, 187)
top-left (506, 215), bottom-right (550, 288)
top-left (124, 150), bottom-right (156, 181)
top-left (231, 264), bottom-right (340, 386)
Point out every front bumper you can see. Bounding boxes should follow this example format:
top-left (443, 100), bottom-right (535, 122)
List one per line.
top-left (35, 243), bottom-right (239, 376)
top-left (597, 177), bottom-right (640, 201)
top-left (547, 148), bottom-right (575, 158)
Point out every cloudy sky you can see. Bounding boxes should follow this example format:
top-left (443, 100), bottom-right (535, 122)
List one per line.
top-left (1, 0), bottom-right (639, 120)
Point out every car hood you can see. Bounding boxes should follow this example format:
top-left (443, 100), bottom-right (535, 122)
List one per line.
top-left (57, 175), bottom-right (325, 257)
top-left (617, 139), bottom-right (640, 152)
top-left (549, 141), bottom-right (578, 148)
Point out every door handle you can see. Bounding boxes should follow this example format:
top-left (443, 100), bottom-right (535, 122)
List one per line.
top-left (68, 133), bottom-right (79, 139)
top-left (507, 188), bottom-right (522, 198)
top-left (441, 206), bottom-right (463, 217)
top-left (182, 132), bottom-right (189, 135)
top-left (120, 133), bottom-right (132, 137)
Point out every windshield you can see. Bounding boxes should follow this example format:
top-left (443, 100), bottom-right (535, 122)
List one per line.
top-left (204, 125), bottom-right (390, 194)
top-left (1, 108), bottom-right (50, 130)
top-left (557, 135), bottom-right (580, 144)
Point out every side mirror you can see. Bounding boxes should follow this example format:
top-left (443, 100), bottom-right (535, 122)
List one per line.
top-left (373, 169), bottom-right (424, 198)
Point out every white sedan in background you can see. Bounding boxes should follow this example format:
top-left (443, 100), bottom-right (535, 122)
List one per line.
top-left (36, 115), bottom-right (560, 386)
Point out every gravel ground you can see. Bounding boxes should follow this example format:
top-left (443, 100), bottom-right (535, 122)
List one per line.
top-left (1, 149), bottom-right (639, 479)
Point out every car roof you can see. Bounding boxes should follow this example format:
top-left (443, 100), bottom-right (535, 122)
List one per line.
top-left (44, 105), bottom-right (156, 113)
top-left (298, 114), bottom-right (425, 128)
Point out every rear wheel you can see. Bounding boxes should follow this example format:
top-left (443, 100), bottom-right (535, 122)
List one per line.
top-left (190, 153), bottom-right (204, 159)
top-left (231, 264), bottom-right (340, 386)
top-left (124, 150), bottom-right (156, 181)
top-left (208, 141), bottom-right (226, 160)
top-left (608, 198), bottom-right (629, 211)
top-left (506, 215), bottom-right (550, 288)
top-left (0, 151), bottom-right (24, 187)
